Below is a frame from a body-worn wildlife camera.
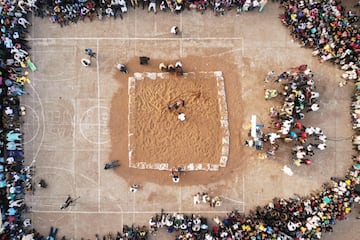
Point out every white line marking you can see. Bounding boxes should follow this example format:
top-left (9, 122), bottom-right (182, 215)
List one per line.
top-left (74, 213), bottom-right (78, 239)
top-left (31, 210), bottom-right (238, 214)
top-left (26, 35), bottom-right (247, 225)
top-left (79, 105), bottom-right (111, 144)
top-left (133, 193), bottom-right (136, 223)
top-left (243, 175), bottom-right (245, 213)
top-left (180, 13), bottom-right (183, 57)
top-left (206, 48), bottom-right (243, 58)
top-left (73, 97), bottom-right (77, 207)
top-left (28, 82), bottom-right (45, 165)
top-left (220, 196), bottom-right (244, 204)
top-left (26, 37), bottom-right (244, 41)
top-left (179, 185), bottom-right (182, 212)
top-left (22, 104), bottom-right (40, 144)
top-left (96, 39), bottom-right (101, 212)
top-left (79, 173), bottom-right (98, 186)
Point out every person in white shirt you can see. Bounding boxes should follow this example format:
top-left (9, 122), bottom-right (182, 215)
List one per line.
top-left (316, 143), bottom-right (326, 150)
top-left (130, 184), bottom-right (140, 192)
top-left (178, 112), bottom-right (186, 121)
top-left (175, 60), bottom-right (182, 68)
top-left (252, 0), bottom-right (260, 9)
top-left (116, 64), bottom-right (128, 73)
top-left (171, 26), bottom-right (179, 35)
top-left (81, 58), bottom-right (91, 67)
top-left (307, 103), bottom-right (320, 112)
top-left (118, 0), bottom-right (128, 13)
top-left (148, 0), bottom-right (157, 13)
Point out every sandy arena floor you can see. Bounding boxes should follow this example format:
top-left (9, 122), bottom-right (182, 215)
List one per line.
top-left (21, 3), bottom-right (360, 239)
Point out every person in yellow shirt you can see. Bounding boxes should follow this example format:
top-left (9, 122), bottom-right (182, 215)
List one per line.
top-left (16, 71), bottom-right (30, 85)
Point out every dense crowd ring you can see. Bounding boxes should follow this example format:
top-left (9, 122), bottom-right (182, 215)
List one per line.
top-left (0, 0), bottom-right (359, 239)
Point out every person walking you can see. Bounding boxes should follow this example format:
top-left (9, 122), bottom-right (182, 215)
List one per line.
top-left (85, 48), bottom-right (96, 59)
top-left (60, 195), bottom-right (79, 209)
top-left (60, 195), bottom-right (73, 210)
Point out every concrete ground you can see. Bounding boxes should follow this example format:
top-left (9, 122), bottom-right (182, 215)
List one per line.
top-left (22, 3), bottom-right (360, 240)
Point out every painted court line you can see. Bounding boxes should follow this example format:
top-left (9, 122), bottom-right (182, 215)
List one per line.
top-left (31, 210), bottom-right (238, 214)
top-left (96, 39), bottom-right (101, 212)
top-left (26, 34), bottom-right (246, 218)
top-left (26, 37), bottom-right (244, 41)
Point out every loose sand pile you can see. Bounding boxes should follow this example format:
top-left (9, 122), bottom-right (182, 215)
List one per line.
top-left (128, 71), bottom-right (227, 170)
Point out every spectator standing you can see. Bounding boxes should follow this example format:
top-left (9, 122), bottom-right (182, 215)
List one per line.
top-left (148, 0), bottom-right (157, 14)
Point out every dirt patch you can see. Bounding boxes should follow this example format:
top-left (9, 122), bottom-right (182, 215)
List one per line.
top-left (109, 54), bottom-right (242, 186)
top-left (129, 71), bottom-right (223, 170)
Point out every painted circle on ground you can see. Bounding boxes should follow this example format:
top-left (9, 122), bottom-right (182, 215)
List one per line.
top-left (22, 104), bottom-right (41, 144)
top-left (80, 105), bottom-right (110, 144)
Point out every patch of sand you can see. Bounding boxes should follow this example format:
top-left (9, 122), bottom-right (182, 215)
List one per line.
top-left (109, 55), bottom-right (242, 186)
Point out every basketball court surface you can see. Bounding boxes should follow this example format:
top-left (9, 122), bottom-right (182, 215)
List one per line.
top-left (22, 3), bottom-right (360, 239)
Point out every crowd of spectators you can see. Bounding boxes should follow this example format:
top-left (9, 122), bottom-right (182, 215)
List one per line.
top-left (259, 65), bottom-right (327, 165)
top-left (29, 0), bottom-right (273, 26)
top-left (147, 163), bottom-right (359, 240)
top-left (0, 0), bottom-right (359, 239)
top-left (281, 0), bottom-right (359, 84)
top-left (0, 0), bottom-right (36, 239)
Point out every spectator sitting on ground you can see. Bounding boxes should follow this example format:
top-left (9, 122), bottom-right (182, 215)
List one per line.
top-left (139, 56), bottom-right (150, 65)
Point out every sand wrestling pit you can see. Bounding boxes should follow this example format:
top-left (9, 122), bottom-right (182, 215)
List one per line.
top-left (128, 71), bottom-right (229, 171)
